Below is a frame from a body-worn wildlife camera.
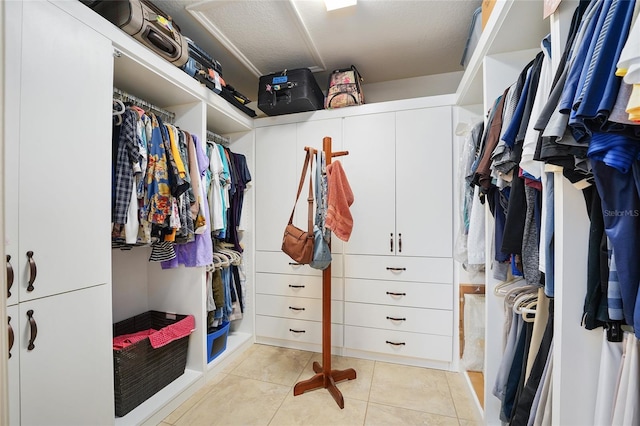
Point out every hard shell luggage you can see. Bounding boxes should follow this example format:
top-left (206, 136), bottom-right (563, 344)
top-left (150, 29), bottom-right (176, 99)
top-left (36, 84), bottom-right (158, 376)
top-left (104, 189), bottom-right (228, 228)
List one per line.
top-left (258, 68), bottom-right (324, 116)
top-left (460, 7), bottom-right (482, 68)
top-left (89, 0), bottom-right (189, 68)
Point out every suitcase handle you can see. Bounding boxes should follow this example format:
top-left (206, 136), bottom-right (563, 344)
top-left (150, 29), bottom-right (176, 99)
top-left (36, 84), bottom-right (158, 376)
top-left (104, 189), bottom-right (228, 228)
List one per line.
top-left (145, 28), bottom-right (177, 56)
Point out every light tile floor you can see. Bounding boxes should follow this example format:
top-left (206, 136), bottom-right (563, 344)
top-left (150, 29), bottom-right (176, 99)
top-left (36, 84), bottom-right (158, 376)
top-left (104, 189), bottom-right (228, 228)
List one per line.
top-left (161, 344), bottom-right (484, 426)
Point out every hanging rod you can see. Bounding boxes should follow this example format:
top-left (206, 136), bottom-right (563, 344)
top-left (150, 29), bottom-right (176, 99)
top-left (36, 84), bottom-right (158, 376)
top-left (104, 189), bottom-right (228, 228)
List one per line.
top-left (113, 87), bottom-right (176, 124)
top-left (206, 130), bottom-right (230, 146)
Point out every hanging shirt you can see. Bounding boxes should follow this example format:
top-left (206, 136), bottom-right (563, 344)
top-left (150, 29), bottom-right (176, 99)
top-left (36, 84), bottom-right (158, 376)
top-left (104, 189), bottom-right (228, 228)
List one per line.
top-left (113, 108), bottom-right (141, 225)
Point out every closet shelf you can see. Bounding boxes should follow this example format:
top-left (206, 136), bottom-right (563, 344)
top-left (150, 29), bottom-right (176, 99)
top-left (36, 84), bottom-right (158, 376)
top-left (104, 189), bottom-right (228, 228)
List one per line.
top-left (455, 0), bottom-right (549, 106)
top-left (53, 0), bottom-right (254, 135)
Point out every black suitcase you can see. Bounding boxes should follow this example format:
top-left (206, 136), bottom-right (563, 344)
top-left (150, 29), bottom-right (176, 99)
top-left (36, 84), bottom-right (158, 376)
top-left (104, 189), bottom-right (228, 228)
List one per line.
top-left (87, 0), bottom-right (189, 68)
top-left (258, 68), bottom-right (324, 116)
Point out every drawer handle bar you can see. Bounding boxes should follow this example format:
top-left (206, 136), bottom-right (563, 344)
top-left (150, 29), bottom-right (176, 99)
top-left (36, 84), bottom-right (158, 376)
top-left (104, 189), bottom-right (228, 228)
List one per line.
top-left (386, 291), bottom-right (407, 296)
top-left (399, 233), bottom-right (402, 253)
top-left (27, 309), bottom-right (37, 351)
top-left (385, 340), bottom-right (406, 346)
top-left (386, 316), bottom-right (406, 321)
top-left (390, 233), bottom-right (393, 252)
top-left (289, 284), bottom-right (305, 288)
top-left (288, 262), bottom-right (304, 266)
top-left (6, 255), bottom-right (13, 298)
top-left (289, 328), bottom-right (306, 333)
top-left (26, 251), bottom-right (37, 292)
top-left (8, 316), bottom-right (14, 359)
top-left (386, 267), bottom-right (406, 271)
top-left (289, 306), bottom-right (306, 311)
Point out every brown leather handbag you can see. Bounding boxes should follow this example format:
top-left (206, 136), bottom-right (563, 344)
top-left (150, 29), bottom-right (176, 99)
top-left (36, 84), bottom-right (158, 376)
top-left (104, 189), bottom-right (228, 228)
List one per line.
top-left (282, 150), bottom-right (314, 264)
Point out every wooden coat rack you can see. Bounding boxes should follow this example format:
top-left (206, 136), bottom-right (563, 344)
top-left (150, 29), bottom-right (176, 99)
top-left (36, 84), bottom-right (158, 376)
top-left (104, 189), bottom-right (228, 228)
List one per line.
top-left (293, 137), bottom-right (356, 408)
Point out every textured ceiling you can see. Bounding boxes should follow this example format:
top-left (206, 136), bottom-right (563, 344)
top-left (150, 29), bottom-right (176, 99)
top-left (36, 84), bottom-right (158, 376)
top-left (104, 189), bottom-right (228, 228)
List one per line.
top-left (153, 0), bottom-right (482, 104)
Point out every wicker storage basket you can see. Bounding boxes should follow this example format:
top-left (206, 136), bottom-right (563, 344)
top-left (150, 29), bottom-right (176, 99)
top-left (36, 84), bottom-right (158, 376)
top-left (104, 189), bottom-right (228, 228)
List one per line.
top-left (113, 310), bottom-right (191, 417)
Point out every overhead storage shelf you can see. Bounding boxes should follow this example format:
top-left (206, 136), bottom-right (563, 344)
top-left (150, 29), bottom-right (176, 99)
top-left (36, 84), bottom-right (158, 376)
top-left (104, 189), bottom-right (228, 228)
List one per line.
top-left (455, 0), bottom-right (550, 106)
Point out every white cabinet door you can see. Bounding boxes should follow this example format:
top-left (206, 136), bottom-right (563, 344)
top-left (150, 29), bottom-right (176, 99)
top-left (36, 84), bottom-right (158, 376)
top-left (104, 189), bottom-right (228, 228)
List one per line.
top-left (18, 285), bottom-right (114, 426)
top-left (396, 107), bottom-right (453, 258)
top-left (255, 124), bottom-right (298, 252)
top-left (343, 112), bottom-right (396, 255)
top-left (7, 305), bottom-right (20, 426)
top-left (17, 1), bottom-right (112, 302)
top-left (4, 0), bottom-right (22, 308)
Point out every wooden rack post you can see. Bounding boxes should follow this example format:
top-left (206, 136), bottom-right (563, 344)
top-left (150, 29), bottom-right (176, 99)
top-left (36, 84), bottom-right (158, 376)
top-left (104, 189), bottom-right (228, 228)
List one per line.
top-left (293, 137), bottom-right (356, 409)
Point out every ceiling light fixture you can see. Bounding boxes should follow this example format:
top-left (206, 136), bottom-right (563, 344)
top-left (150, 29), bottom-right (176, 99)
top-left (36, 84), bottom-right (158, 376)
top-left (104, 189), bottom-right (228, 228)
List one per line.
top-left (324, 0), bottom-right (357, 12)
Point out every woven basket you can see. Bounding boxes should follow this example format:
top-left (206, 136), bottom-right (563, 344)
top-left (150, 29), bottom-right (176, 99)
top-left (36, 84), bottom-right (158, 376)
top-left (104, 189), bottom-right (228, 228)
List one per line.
top-left (113, 310), bottom-right (190, 417)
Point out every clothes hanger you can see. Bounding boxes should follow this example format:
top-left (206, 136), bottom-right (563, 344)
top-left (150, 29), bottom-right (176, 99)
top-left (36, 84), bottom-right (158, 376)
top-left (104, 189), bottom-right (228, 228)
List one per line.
top-left (494, 276), bottom-right (526, 296)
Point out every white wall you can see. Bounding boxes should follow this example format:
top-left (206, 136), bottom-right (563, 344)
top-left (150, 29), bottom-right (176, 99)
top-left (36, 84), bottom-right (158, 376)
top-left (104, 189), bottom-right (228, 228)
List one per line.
top-left (0, 0), bottom-right (8, 422)
top-left (364, 71), bottom-right (464, 104)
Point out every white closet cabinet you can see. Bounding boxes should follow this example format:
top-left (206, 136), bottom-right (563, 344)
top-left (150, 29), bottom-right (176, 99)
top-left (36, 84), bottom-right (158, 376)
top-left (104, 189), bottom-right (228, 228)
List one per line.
top-left (4, 1), bottom-right (115, 424)
top-left (254, 119), bottom-right (345, 353)
top-left (342, 107), bottom-right (453, 258)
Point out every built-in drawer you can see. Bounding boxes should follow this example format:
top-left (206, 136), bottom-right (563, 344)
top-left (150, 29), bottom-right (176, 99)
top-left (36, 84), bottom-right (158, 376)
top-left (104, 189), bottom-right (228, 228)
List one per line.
top-left (255, 293), bottom-right (343, 323)
top-left (255, 315), bottom-right (343, 346)
top-left (344, 278), bottom-right (452, 309)
top-left (256, 251), bottom-right (344, 276)
top-left (344, 302), bottom-right (452, 336)
top-left (256, 273), bottom-right (344, 300)
top-left (344, 255), bottom-right (452, 283)
top-left (344, 325), bottom-right (452, 362)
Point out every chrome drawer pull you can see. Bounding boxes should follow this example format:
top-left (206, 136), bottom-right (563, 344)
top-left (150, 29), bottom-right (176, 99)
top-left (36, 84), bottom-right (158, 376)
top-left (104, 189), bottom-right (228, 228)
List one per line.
top-left (385, 340), bottom-right (406, 346)
top-left (386, 316), bottom-right (406, 321)
top-left (386, 267), bottom-right (406, 271)
top-left (289, 328), bottom-right (306, 333)
top-left (386, 291), bottom-right (406, 296)
top-left (289, 306), bottom-right (305, 311)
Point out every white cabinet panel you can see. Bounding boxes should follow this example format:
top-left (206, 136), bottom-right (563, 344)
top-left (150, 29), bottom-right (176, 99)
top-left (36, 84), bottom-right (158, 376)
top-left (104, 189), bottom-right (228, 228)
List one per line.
top-left (344, 255), bottom-right (453, 283)
top-left (342, 112), bottom-right (396, 256)
top-left (256, 251), bottom-right (344, 276)
top-left (18, 285), bottom-right (113, 426)
top-left (344, 302), bottom-right (452, 336)
top-left (18, 0), bottom-right (112, 302)
top-left (344, 278), bottom-right (452, 310)
top-left (7, 305), bottom-right (20, 426)
top-left (256, 273), bottom-right (344, 300)
top-left (396, 107), bottom-right (453, 258)
top-left (344, 325), bottom-right (452, 362)
top-left (255, 294), bottom-right (343, 323)
top-left (255, 124), bottom-right (298, 252)
top-left (255, 315), bottom-right (343, 346)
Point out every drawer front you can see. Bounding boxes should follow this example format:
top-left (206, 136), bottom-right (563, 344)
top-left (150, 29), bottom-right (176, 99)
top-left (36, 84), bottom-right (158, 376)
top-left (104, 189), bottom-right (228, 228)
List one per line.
top-left (256, 293), bottom-right (344, 323)
top-left (256, 273), bottom-right (344, 300)
top-left (344, 325), bottom-right (452, 362)
top-left (344, 302), bottom-right (452, 336)
top-left (344, 278), bottom-right (452, 309)
top-left (256, 251), bottom-right (344, 276)
top-left (256, 315), bottom-right (343, 346)
top-left (344, 255), bottom-right (452, 283)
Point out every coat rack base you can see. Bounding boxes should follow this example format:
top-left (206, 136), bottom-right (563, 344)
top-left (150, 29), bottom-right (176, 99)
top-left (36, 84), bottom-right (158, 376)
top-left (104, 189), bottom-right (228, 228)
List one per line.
top-left (293, 362), bottom-right (357, 409)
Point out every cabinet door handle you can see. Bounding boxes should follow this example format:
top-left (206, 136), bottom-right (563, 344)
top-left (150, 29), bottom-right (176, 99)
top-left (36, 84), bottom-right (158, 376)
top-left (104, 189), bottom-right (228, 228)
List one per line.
top-left (386, 267), bottom-right (406, 271)
top-left (27, 309), bottom-right (37, 350)
top-left (385, 340), bottom-right (406, 346)
top-left (398, 233), bottom-right (402, 253)
top-left (386, 316), bottom-right (406, 321)
top-left (289, 328), bottom-right (306, 333)
top-left (289, 284), bottom-right (305, 288)
top-left (288, 262), bottom-right (303, 266)
top-left (8, 316), bottom-right (14, 359)
top-left (390, 233), bottom-right (393, 252)
top-left (6, 255), bottom-right (13, 298)
top-left (26, 251), bottom-right (37, 292)
top-left (386, 291), bottom-right (406, 297)
top-left (289, 306), bottom-right (305, 311)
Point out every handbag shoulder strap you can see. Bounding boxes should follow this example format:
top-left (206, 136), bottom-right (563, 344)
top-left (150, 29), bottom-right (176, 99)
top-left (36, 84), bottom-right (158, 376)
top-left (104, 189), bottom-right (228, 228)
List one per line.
top-left (288, 150), bottom-right (314, 236)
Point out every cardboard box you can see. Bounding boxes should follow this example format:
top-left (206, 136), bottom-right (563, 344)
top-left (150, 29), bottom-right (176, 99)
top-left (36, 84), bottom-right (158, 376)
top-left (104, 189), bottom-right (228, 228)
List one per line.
top-left (482, 0), bottom-right (496, 29)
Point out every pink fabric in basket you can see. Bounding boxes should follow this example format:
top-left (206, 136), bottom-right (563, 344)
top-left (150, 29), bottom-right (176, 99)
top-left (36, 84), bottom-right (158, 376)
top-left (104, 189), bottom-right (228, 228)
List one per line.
top-left (148, 315), bottom-right (196, 349)
top-left (113, 329), bottom-right (157, 350)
